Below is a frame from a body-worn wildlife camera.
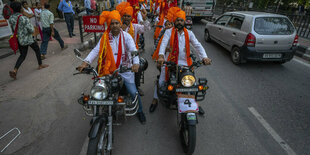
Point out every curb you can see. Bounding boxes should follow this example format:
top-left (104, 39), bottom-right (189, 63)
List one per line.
top-left (78, 33), bottom-right (102, 51)
top-left (201, 18), bottom-right (310, 62)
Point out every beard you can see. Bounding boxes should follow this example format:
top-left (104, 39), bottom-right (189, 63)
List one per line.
top-left (175, 23), bottom-right (184, 30)
top-left (123, 20), bottom-right (130, 26)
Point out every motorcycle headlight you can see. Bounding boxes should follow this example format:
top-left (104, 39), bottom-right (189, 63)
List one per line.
top-left (181, 75), bottom-right (196, 87)
top-left (91, 82), bottom-right (108, 100)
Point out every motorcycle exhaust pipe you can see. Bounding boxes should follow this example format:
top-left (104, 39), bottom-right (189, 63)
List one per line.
top-left (125, 105), bottom-right (139, 116)
top-left (125, 92), bottom-right (139, 111)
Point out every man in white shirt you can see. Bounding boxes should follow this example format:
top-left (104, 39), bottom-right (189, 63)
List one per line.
top-left (149, 8), bottom-right (212, 114)
top-left (116, 2), bottom-right (150, 96)
top-left (77, 10), bottom-right (146, 124)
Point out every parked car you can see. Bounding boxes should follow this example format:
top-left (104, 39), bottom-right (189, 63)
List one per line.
top-left (204, 11), bottom-right (298, 64)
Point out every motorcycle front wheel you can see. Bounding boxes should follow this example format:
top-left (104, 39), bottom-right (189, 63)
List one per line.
top-left (179, 115), bottom-right (196, 155)
top-left (87, 124), bottom-right (111, 155)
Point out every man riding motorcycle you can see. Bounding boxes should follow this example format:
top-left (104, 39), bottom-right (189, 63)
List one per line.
top-left (116, 2), bottom-right (150, 96)
top-left (149, 7), bottom-right (212, 113)
top-left (77, 10), bottom-right (146, 124)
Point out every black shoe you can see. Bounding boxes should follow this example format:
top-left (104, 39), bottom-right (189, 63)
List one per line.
top-left (72, 34), bottom-right (76, 36)
top-left (137, 112), bottom-right (146, 124)
top-left (149, 99), bottom-right (158, 113)
top-left (198, 106), bottom-right (205, 115)
top-left (69, 35), bottom-right (72, 38)
top-left (138, 88), bottom-right (144, 96)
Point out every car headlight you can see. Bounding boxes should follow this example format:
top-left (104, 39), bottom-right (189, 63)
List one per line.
top-left (181, 75), bottom-right (196, 87)
top-left (91, 82), bottom-right (108, 100)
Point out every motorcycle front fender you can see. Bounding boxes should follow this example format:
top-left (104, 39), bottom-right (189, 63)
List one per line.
top-left (186, 113), bottom-right (197, 126)
top-left (88, 116), bottom-right (106, 139)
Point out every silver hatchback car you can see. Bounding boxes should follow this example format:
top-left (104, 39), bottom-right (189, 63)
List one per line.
top-left (204, 11), bottom-right (298, 64)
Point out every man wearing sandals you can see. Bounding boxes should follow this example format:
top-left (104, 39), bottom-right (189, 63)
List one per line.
top-left (8, 1), bottom-right (48, 80)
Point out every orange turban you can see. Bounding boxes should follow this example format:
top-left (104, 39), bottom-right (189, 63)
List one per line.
top-left (173, 9), bottom-right (186, 22)
top-left (139, 0), bottom-right (144, 2)
top-left (166, 7), bottom-right (180, 22)
top-left (99, 10), bottom-right (121, 27)
top-left (116, 2), bottom-right (133, 17)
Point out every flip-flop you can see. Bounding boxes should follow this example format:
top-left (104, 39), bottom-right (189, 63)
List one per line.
top-left (38, 64), bottom-right (49, 70)
top-left (9, 71), bottom-right (16, 80)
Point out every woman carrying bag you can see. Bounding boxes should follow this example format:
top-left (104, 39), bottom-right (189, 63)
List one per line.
top-left (8, 1), bottom-right (48, 80)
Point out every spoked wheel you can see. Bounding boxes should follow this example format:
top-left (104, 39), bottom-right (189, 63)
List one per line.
top-left (179, 115), bottom-right (196, 155)
top-left (87, 125), bottom-right (111, 155)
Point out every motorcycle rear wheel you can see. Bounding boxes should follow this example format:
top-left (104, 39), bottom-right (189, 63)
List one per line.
top-left (87, 125), bottom-right (111, 155)
top-left (179, 117), bottom-right (196, 155)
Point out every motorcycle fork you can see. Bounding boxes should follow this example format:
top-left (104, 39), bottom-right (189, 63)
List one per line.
top-left (107, 105), bottom-right (113, 151)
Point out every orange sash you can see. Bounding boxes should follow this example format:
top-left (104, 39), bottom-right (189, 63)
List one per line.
top-left (97, 31), bottom-right (124, 77)
top-left (165, 28), bottom-right (192, 81)
top-left (128, 23), bottom-right (139, 49)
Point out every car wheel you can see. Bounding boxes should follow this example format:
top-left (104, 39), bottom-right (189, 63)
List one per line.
top-left (231, 47), bottom-right (242, 65)
top-left (204, 30), bottom-right (212, 42)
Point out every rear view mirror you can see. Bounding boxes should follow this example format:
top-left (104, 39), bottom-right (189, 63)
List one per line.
top-left (131, 51), bottom-right (139, 57)
top-left (74, 49), bottom-right (81, 57)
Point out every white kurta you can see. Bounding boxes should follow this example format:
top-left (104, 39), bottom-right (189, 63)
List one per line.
top-left (159, 28), bottom-right (208, 66)
top-left (24, 7), bottom-right (36, 26)
top-left (84, 31), bottom-right (139, 83)
top-left (124, 22), bottom-right (151, 43)
top-left (137, 11), bottom-right (143, 24)
top-left (154, 28), bottom-right (209, 99)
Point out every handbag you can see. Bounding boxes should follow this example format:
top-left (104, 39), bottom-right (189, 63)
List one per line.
top-left (9, 15), bottom-right (22, 54)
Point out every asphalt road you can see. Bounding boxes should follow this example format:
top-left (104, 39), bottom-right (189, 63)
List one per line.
top-left (0, 22), bottom-right (309, 155)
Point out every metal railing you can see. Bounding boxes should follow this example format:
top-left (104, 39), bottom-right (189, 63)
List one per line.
top-left (286, 15), bottom-right (310, 38)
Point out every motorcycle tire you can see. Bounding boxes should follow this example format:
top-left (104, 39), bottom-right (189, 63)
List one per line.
top-left (87, 125), bottom-right (111, 155)
top-left (179, 117), bottom-right (196, 155)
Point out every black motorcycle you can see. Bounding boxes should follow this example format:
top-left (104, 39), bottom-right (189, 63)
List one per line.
top-left (157, 55), bottom-right (208, 155)
top-left (73, 49), bottom-right (142, 155)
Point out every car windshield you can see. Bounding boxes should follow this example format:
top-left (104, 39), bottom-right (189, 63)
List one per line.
top-left (254, 17), bottom-right (295, 35)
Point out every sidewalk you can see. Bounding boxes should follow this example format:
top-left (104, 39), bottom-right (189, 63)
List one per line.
top-left (296, 37), bottom-right (310, 61)
top-left (0, 19), bottom-right (83, 60)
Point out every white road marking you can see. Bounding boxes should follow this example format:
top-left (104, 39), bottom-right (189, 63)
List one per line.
top-left (248, 107), bottom-right (297, 155)
top-left (292, 57), bottom-right (310, 68)
top-left (79, 136), bottom-right (89, 155)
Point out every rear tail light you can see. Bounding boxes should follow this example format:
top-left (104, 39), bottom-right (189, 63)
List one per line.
top-left (293, 35), bottom-right (298, 46)
top-left (245, 33), bottom-right (256, 47)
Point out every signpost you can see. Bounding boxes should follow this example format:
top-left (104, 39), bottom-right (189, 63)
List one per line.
top-left (80, 15), bottom-right (105, 43)
top-left (83, 16), bottom-right (105, 33)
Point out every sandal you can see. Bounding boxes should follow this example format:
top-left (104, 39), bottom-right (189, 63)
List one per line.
top-left (9, 71), bottom-right (17, 80)
top-left (38, 64), bottom-right (49, 70)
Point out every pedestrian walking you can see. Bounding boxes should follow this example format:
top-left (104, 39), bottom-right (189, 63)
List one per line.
top-left (58, 0), bottom-right (75, 37)
top-left (8, 1), bottom-right (48, 80)
top-left (34, 2), bottom-right (43, 40)
top-left (40, 3), bottom-right (68, 60)
top-left (21, 1), bottom-right (35, 27)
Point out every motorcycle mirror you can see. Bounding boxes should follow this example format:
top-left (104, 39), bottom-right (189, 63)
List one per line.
top-left (74, 49), bottom-right (82, 57)
top-left (131, 51), bottom-right (139, 57)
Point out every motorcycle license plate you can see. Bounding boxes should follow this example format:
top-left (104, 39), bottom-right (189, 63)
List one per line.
top-left (178, 95), bottom-right (199, 113)
top-left (176, 88), bottom-right (198, 92)
top-left (88, 100), bottom-right (114, 106)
